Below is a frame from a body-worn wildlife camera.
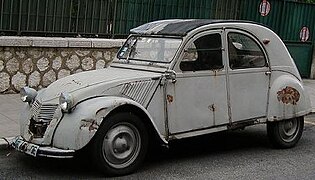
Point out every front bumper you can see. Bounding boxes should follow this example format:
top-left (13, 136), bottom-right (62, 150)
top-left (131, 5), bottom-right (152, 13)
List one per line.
top-left (11, 136), bottom-right (75, 158)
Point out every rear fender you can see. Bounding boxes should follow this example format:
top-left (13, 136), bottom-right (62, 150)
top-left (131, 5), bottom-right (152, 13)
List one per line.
top-left (267, 75), bottom-right (311, 121)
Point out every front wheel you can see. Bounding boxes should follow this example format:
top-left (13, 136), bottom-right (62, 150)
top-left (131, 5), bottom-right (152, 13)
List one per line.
top-left (92, 112), bottom-right (148, 176)
top-left (267, 117), bottom-right (304, 149)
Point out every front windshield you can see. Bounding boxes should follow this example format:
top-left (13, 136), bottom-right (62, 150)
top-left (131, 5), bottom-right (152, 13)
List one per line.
top-left (117, 36), bottom-right (182, 63)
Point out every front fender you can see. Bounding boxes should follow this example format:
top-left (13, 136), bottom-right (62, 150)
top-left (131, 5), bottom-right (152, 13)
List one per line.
top-left (52, 96), bottom-right (166, 150)
top-left (267, 75), bottom-right (311, 121)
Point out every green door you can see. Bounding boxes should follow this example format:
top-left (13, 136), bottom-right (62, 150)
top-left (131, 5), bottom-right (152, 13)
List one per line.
top-left (285, 42), bottom-right (313, 78)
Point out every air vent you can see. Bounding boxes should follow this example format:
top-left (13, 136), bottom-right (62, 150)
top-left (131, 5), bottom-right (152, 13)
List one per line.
top-left (120, 80), bottom-right (156, 105)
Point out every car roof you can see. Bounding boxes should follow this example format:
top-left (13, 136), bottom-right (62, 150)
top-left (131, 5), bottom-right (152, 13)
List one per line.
top-left (130, 19), bottom-right (262, 36)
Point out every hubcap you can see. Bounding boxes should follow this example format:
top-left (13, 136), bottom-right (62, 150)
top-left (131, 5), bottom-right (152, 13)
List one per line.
top-left (102, 122), bottom-right (141, 169)
top-left (279, 118), bottom-right (299, 142)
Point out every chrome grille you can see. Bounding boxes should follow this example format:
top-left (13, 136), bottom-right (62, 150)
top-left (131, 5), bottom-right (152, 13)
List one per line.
top-left (31, 100), bottom-right (58, 122)
top-left (120, 80), bottom-right (156, 105)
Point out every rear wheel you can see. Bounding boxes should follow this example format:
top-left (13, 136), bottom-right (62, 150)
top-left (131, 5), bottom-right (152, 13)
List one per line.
top-left (267, 117), bottom-right (304, 148)
top-left (92, 112), bottom-right (148, 176)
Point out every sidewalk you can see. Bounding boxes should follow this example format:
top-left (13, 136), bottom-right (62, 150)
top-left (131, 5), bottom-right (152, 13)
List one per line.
top-left (1, 79), bottom-right (315, 143)
top-left (0, 94), bottom-right (21, 138)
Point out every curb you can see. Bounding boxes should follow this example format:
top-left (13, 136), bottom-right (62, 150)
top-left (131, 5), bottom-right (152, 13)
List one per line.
top-left (0, 137), bottom-right (15, 150)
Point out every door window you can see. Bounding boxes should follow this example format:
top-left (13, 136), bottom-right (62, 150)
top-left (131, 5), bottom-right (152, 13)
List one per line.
top-left (180, 33), bottom-right (223, 71)
top-left (228, 33), bottom-right (267, 69)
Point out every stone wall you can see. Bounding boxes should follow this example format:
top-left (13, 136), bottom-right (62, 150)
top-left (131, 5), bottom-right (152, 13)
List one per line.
top-left (0, 37), bottom-right (125, 93)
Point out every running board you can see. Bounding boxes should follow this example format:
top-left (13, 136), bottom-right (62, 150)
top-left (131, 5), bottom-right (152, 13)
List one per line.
top-left (228, 119), bottom-right (260, 130)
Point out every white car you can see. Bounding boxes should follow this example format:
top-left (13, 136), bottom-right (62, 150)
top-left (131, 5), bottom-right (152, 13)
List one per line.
top-left (13, 19), bottom-right (312, 176)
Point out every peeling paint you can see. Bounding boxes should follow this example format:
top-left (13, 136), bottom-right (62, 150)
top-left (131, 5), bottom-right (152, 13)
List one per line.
top-left (277, 86), bottom-right (300, 105)
top-left (80, 119), bottom-right (99, 131)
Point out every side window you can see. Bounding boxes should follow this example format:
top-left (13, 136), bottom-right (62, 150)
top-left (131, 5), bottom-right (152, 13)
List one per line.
top-left (228, 33), bottom-right (267, 69)
top-left (180, 33), bottom-right (223, 71)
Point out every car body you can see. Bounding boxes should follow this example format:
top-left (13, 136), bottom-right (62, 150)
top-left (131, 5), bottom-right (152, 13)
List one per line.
top-left (12, 19), bottom-right (312, 175)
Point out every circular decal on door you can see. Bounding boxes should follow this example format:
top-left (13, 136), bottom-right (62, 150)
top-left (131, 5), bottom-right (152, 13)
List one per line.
top-left (300, 26), bottom-right (310, 42)
top-left (259, 0), bottom-right (271, 16)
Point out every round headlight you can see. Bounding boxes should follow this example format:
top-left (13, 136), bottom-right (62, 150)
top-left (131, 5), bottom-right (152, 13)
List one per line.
top-left (59, 92), bottom-right (73, 112)
top-left (20, 87), bottom-right (37, 103)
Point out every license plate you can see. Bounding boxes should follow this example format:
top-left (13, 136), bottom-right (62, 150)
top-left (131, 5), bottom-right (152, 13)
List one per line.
top-left (13, 138), bottom-right (39, 157)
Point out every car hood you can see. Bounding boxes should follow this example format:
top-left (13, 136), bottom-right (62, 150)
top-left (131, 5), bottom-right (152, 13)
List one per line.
top-left (37, 67), bottom-right (162, 103)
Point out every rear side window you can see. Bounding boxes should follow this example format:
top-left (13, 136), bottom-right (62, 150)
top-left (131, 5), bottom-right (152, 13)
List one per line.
top-left (180, 33), bottom-right (223, 71)
top-left (228, 33), bottom-right (267, 69)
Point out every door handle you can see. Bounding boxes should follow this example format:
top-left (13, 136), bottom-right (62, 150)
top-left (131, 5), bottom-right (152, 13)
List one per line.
top-left (265, 71), bottom-right (271, 75)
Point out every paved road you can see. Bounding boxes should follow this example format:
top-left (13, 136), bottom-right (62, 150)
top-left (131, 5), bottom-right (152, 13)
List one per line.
top-left (1, 116), bottom-right (315, 179)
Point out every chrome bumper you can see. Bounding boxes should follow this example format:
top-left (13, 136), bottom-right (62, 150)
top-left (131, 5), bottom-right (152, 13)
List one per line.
top-left (11, 136), bottom-right (75, 158)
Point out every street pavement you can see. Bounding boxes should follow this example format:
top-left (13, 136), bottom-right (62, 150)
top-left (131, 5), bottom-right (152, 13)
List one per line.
top-left (1, 79), bottom-right (315, 148)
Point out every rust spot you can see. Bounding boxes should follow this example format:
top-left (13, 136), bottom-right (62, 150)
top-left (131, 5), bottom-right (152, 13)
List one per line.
top-left (208, 104), bottom-right (216, 112)
top-left (167, 95), bottom-right (173, 103)
top-left (277, 86), bottom-right (300, 105)
top-left (89, 121), bottom-right (99, 131)
top-left (80, 119), bottom-right (99, 131)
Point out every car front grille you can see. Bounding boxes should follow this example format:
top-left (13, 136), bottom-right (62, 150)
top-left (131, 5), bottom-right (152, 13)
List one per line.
top-left (31, 100), bottom-right (58, 122)
top-left (29, 100), bottom-right (59, 138)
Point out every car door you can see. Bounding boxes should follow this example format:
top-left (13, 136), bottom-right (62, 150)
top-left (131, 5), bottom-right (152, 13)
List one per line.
top-left (225, 30), bottom-right (270, 122)
top-left (166, 31), bottom-right (230, 135)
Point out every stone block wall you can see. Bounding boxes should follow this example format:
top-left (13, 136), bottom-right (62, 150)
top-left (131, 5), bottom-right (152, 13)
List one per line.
top-left (0, 37), bottom-right (125, 93)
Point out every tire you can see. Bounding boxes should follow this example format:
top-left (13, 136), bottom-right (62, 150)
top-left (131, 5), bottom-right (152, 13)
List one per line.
top-left (92, 112), bottom-right (148, 176)
top-left (267, 117), bottom-right (304, 149)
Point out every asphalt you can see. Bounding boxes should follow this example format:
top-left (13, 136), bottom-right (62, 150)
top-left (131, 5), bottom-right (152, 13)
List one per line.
top-left (1, 79), bottom-right (315, 150)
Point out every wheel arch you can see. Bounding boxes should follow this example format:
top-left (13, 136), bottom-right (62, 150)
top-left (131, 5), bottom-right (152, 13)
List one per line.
top-left (103, 104), bottom-right (168, 146)
top-left (52, 96), bottom-right (167, 151)
top-left (267, 74), bottom-right (311, 121)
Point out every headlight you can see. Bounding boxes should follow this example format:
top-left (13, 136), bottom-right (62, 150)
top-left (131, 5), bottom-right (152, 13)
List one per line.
top-left (59, 92), bottom-right (73, 112)
top-left (20, 87), bottom-right (37, 103)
